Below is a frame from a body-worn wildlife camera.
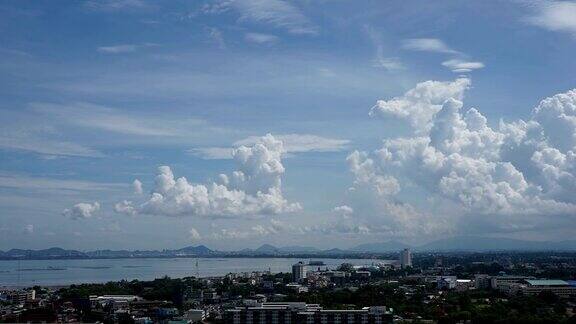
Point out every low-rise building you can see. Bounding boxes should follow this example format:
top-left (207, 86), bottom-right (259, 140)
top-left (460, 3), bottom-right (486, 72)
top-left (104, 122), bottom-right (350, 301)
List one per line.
top-left (490, 276), bottom-right (534, 291)
top-left (285, 283), bottom-right (308, 293)
top-left (474, 274), bottom-right (491, 290)
top-left (437, 276), bottom-right (457, 290)
top-left (89, 294), bottom-right (141, 308)
top-left (184, 309), bottom-right (205, 322)
top-left (521, 280), bottom-right (576, 298)
top-left (1, 289), bottom-right (36, 304)
top-left (353, 271), bottom-right (371, 280)
top-left (455, 279), bottom-right (474, 292)
top-left (225, 302), bottom-right (393, 324)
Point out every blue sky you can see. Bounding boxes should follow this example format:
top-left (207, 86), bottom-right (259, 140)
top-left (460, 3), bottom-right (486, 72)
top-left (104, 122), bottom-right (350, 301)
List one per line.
top-left (1, 0), bottom-right (576, 250)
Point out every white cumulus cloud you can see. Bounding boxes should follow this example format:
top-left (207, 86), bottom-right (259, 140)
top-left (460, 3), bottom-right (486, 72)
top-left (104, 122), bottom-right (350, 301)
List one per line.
top-left (63, 202), bottom-right (101, 220)
top-left (115, 134), bottom-right (301, 218)
top-left (333, 205), bottom-right (354, 215)
top-left (350, 78), bottom-right (576, 235)
top-left (369, 77), bottom-right (471, 131)
top-left (133, 179), bottom-right (143, 195)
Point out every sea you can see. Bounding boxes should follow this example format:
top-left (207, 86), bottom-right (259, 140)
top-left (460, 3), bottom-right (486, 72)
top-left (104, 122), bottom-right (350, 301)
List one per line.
top-left (0, 257), bottom-right (393, 288)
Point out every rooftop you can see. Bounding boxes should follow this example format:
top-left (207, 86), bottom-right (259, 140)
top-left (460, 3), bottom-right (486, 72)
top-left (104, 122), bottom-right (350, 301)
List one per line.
top-left (525, 280), bottom-right (569, 286)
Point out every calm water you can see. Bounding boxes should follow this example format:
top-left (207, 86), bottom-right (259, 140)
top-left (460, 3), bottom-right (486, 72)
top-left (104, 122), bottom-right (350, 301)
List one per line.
top-left (0, 258), bottom-right (391, 288)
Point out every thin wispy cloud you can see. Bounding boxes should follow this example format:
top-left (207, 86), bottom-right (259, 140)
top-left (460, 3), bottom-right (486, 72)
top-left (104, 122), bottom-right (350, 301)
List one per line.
top-left (207, 27), bottom-right (226, 49)
top-left (40, 50), bottom-right (400, 105)
top-left (189, 227), bottom-right (202, 241)
top-left (236, 134), bottom-right (350, 153)
top-left (373, 56), bottom-right (405, 71)
top-left (97, 43), bottom-right (159, 54)
top-left (23, 224), bottom-right (34, 235)
top-left (31, 102), bottom-right (224, 140)
top-left (97, 44), bottom-right (138, 54)
top-left (32, 102), bottom-right (178, 137)
top-left (442, 59), bottom-right (485, 73)
top-left (189, 134), bottom-right (351, 160)
top-left (0, 125), bottom-right (103, 158)
top-left (0, 174), bottom-right (123, 192)
top-left (209, 219), bottom-right (297, 239)
top-left (402, 38), bottom-right (484, 73)
top-left (206, 0), bottom-right (319, 35)
top-left (364, 25), bottom-right (404, 71)
top-left (524, 1), bottom-right (576, 35)
top-left (244, 32), bottom-right (279, 44)
top-left (187, 147), bottom-right (233, 160)
top-left (84, 0), bottom-right (152, 12)
top-left (402, 38), bottom-right (460, 54)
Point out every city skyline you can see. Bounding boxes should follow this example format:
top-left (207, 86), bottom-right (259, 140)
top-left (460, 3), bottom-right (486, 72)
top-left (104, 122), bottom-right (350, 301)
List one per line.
top-left (2, 0), bottom-right (576, 250)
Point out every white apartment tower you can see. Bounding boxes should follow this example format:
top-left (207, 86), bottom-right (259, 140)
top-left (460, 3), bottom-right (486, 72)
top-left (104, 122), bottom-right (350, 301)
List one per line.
top-left (400, 248), bottom-right (412, 268)
top-left (292, 261), bottom-right (307, 282)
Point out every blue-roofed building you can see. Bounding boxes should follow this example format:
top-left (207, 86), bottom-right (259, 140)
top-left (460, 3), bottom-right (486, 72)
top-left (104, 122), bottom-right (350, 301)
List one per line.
top-left (521, 279), bottom-right (576, 298)
top-left (525, 280), bottom-right (569, 286)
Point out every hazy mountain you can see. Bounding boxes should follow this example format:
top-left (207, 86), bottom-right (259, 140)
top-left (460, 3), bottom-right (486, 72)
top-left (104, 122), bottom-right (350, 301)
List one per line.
top-left (279, 246), bottom-right (321, 253)
top-left (1, 247), bottom-right (86, 259)
top-left (3, 236), bottom-right (576, 260)
top-left (322, 248), bottom-right (348, 254)
top-left (419, 236), bottom-right (576, 251)
top-left (175, 245), bottom-right (213, 255)
top-left (86, 249), bottom-right (135, 258)
top-left (254, 244), bottom-right (280, 254)
top-left (351, 241), bottom-right (412, 252)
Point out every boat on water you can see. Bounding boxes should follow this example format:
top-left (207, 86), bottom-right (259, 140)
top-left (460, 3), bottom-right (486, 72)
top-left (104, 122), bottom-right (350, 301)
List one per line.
top-left (308, 261), bottom-right (325, 266)
top-left (18, 266), bottom-right (67, 271)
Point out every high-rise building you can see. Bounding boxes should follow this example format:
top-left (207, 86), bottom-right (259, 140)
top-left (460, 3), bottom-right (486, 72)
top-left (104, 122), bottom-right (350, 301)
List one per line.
top-left (400, 248), bottom-right (412, 268)
top-left (292, 262), bottom-right (306, 282)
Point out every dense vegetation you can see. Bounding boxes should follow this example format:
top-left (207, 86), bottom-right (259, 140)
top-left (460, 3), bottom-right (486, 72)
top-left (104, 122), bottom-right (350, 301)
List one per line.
top-left (58, 276), bottom-right (201, 308)
top-left (288, 283), bottom-right (576, 324)
top-left (415, 252), bottom-right (576, 280)
top-left (57, 274), bottom-right (576, 323)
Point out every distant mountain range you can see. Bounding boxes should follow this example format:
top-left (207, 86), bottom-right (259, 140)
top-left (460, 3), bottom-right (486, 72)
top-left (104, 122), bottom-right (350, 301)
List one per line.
top-left (350, 240), bottom-right (411, 253)
top-left (0, 247), bottom-right (86, 259)
top-left (417, 236), bottom-right (576, 252)
top-left (0, 245), bottom-right (215, 260)
top-left (2, 237), bottom-right (576, 260)
top-left (243, 244), bottom-right (321, 254)
top-left (350, 237), bottom-right (576, 252)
